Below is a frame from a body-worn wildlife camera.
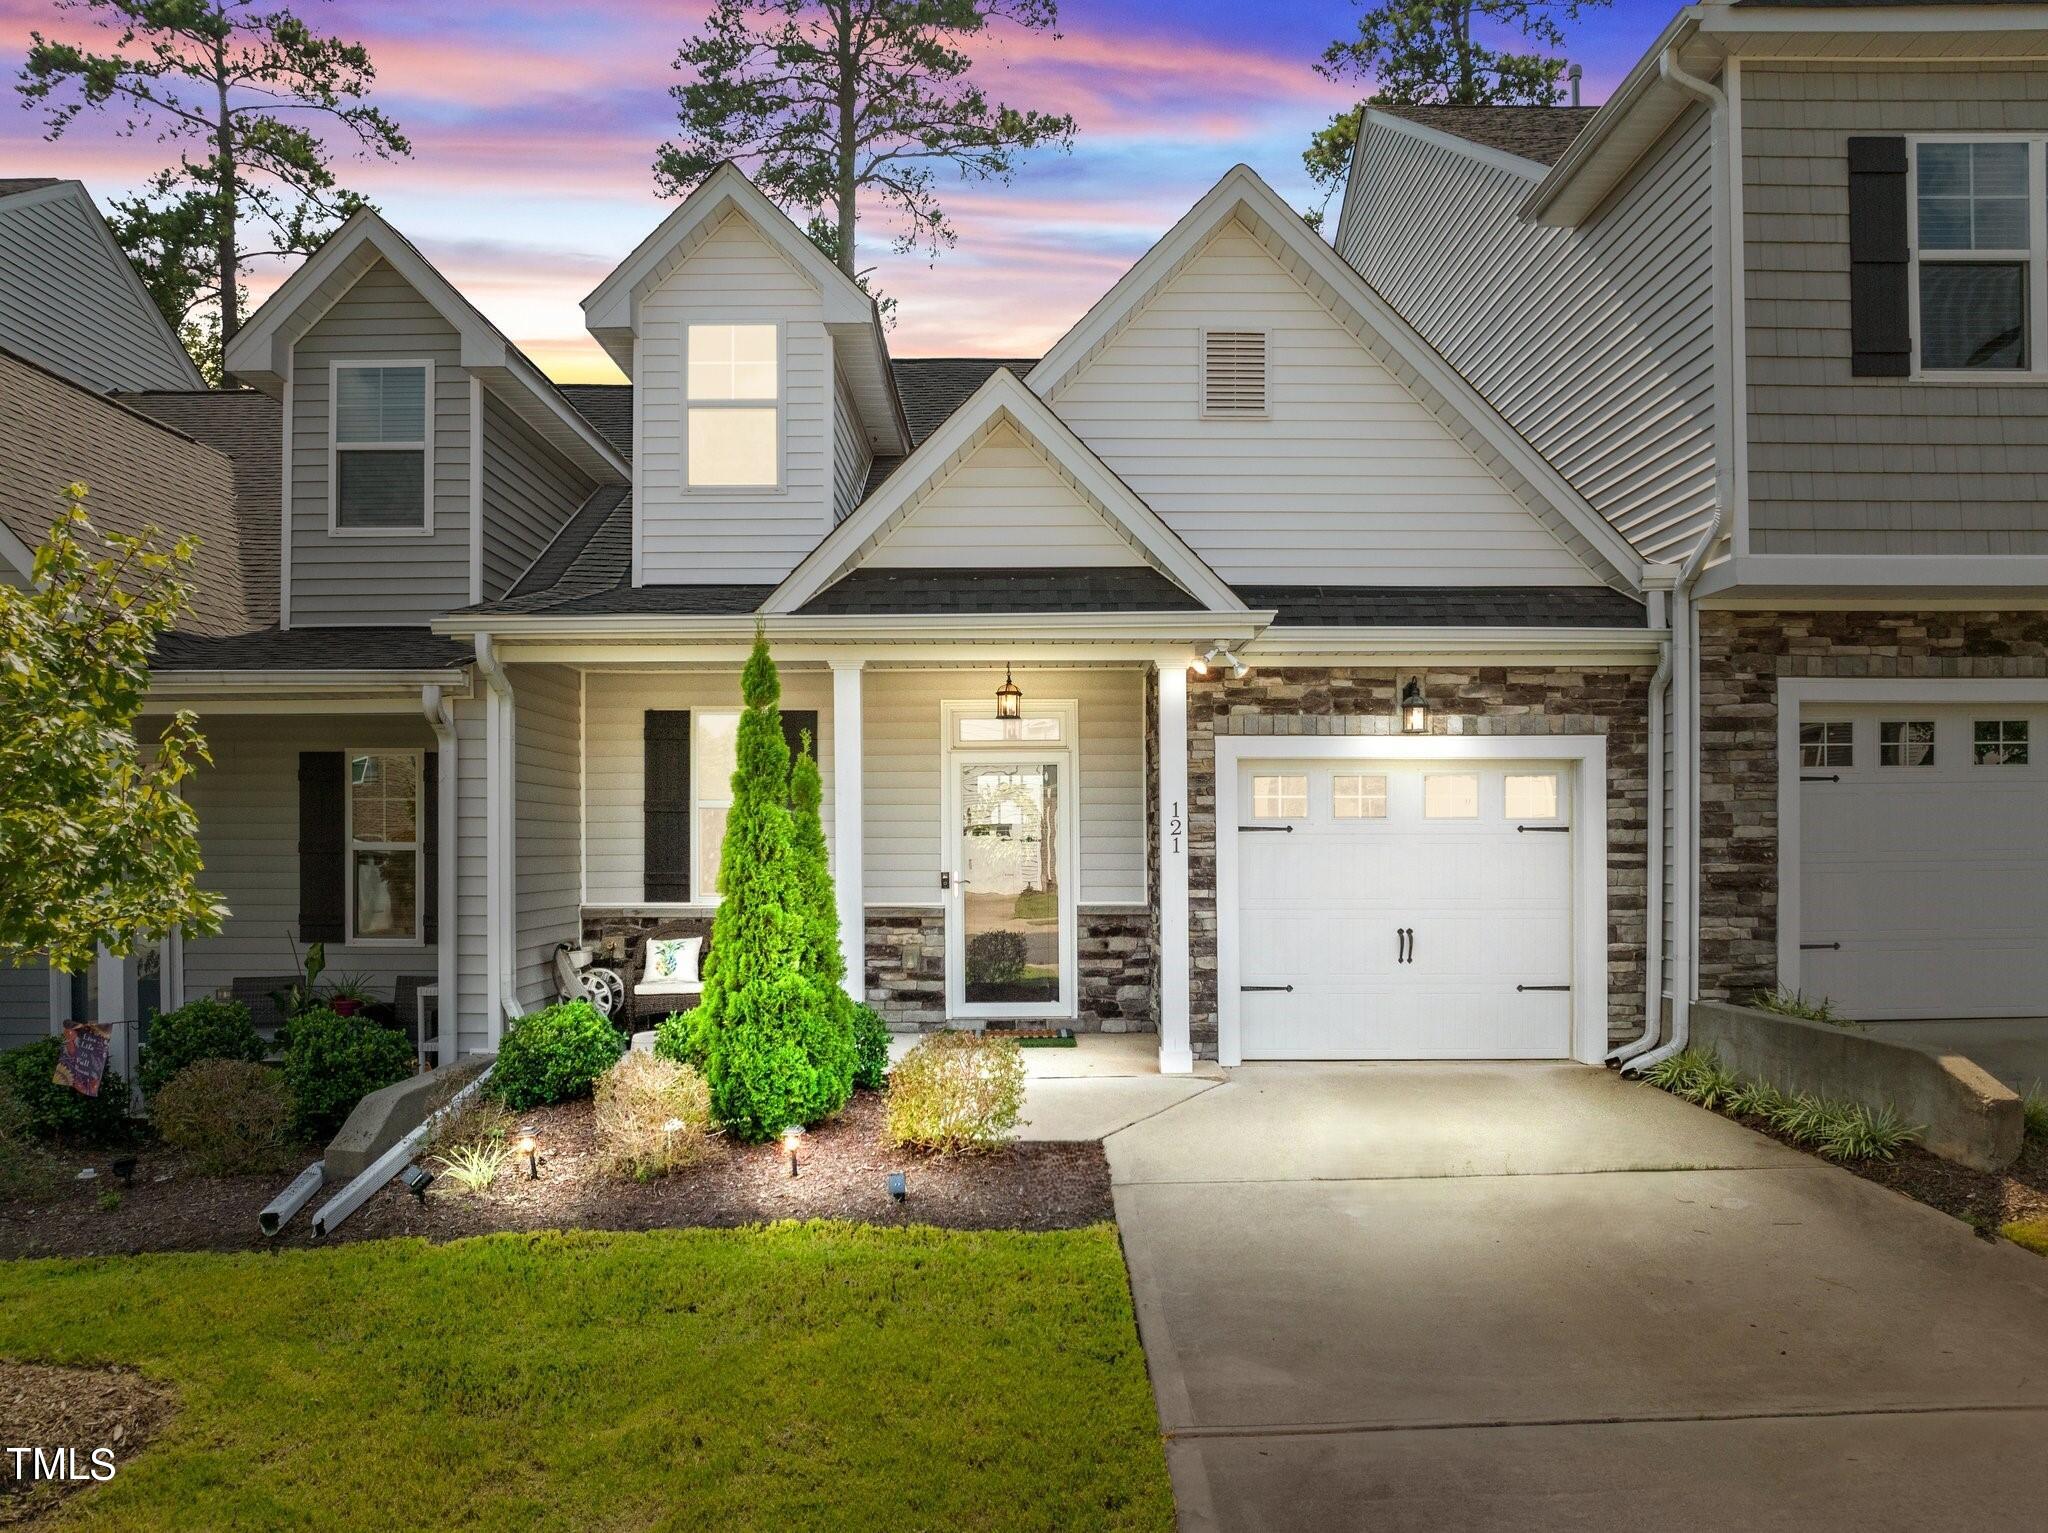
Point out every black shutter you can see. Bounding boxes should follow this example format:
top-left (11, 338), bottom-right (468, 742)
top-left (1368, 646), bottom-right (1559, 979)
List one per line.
top-left (781, 710), bottom-right (819, 776)
top-left (298, 752), bottom-right (347, 943)
top-left (1848, 136), bottom-right (1911, 378)
top-left (645, 711), bottom-right (692, 901)
top-left (422, 751), bottom-right (439, 944)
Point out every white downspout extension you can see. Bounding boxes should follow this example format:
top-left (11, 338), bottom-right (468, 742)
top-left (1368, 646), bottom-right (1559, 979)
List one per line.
top-left (1610, 637), bottom-right (1672, 1064)
top-left (422, 684), bottom-right (458, 1066)
top-left (474, 636), bottom-right (524, 1043)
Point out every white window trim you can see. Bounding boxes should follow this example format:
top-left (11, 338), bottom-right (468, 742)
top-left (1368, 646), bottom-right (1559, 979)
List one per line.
top-left (345, 747), bottom-right (425, 946)
top-left (1906, 134), bottom-right (2046, 382)
top-left (1198, 326), bottom-right (1270, 421)
top-left (691, 709), bottom-right (741, 903)
top-left (683, 321), bottom-right (787, 495)
top-left (327, 359), bottom-right (435, 537)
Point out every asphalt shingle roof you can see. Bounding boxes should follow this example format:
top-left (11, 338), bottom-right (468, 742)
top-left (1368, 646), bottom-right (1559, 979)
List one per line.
top-left (557, 383), bottom-right (632, 459)
top-left (1373, 105), bottom-right (1600, 167)
top-left (0, 177), bottom-right (60, 198)
top-left (800, 566), bottom-right (1200, 615)
top-left (150, 626), bottom-right (470, 672)
top-left (1237, 585), bottom-right (1647, 628)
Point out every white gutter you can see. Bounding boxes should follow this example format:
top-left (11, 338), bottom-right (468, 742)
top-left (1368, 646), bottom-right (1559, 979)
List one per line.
top-left (310, 1064), bottom-right (494, 1238)
top-left (473, 636), bottom-right (524, 1042)
top-left (147, 668), bottom-right (468, 697)
top-left (1611, 639), bottom-right (1672, 1064)
top-left (1626, 512), bottom-right (1722, 1075)
top-left (434, 611), bottom-right (1277, 644)
top-left (1246, 624), bottom-right (1666, 662)
top-left (423, 684), bottom-right (458, 1066)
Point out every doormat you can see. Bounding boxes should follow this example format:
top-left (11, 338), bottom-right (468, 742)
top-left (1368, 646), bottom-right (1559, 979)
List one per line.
top-left (1001, 1028), bottom-right (1077, 1048)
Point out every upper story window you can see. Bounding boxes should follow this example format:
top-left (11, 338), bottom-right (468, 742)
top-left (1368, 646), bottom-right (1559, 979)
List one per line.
top-left (332, 362), bottom-right (430, 532)
top-left (1912, 139), bottom-right (2039, 374)
top-left (686, 324), bottom-right (779, 488)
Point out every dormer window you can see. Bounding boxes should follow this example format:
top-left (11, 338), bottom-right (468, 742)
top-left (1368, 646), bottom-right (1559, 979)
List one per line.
top-left (331, 361), bottom-right (430, 532)
top-left (687, 323), bottom-right (780, 488)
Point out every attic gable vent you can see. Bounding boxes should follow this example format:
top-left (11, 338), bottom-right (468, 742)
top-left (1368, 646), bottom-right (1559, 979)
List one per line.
top-left (1202, 329), bottom-right (1267, 417)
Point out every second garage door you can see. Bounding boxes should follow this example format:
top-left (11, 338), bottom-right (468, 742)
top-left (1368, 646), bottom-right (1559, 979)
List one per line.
top-left (1235, 761), bottom-right (1575, 1059)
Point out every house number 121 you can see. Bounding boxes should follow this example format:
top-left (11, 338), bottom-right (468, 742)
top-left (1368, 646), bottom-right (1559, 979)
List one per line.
top-left (1169, 801), bottom-right (1182, 855)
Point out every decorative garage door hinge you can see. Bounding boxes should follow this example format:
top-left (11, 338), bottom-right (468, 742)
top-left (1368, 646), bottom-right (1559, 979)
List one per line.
top-left (1516, 825), bottom-right (1570, 833)
top-left (1240, 984), bottom-right (1294, 993)
top-left (1238, 825), bottom-right (1293, 833)
top-left (1800, 941), bottom-right (1841, 951)
top-left (1516, 984), bottom-right (1571, 992)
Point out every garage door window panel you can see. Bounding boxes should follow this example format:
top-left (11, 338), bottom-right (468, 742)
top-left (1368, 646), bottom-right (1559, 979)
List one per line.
top-left (1422, 774), bottom-right (1479, 820)
top-left (1974, 719), bottom-right (2029, 766)
top-left (1879, 721), bottom-right (1936, 768)
top-left (1251, 775), bottom-right (1307, 820)
top-left (1503, 773), bottom-right (1560, 820)
top-left (1800, 721), bottom-right (1854, 769)
top-left (1332, 774), bottom-right (1387, 820)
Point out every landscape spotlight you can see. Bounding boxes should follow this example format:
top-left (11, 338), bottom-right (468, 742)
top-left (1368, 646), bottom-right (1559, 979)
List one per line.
top-left (401, 1162), bottom-right (435, 1204)
top-left (887, 1172), bottom-right (907, 1203)
top-left (781, 1125), bottom-right (805, 1178)
top-left (515, 1129), bottom-right (539, 1180)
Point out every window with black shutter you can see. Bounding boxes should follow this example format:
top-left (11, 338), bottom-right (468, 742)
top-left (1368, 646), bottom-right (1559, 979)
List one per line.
top-left (297, 752), bottom-right (347, 943)
top-left (645, 711), bottom-right (691, 901)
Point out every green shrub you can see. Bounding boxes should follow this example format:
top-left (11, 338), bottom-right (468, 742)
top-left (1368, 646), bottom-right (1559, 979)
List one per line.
top-left (153, 1059), bottom-right (294, 1174)
top-left (883, 1031), bottom-right (1026, 1154)
top-left (432, 1140), bottom-right (511, 1195)
top-left (2023, 1083), bottom-right (2048, 1144)
top-left (491, 1000), bottom-right (625, 1110)
top-left (851, 1003), bottom-right (891, 1090)
top-left (1751, 987), bottom-right (1858, 1028)
top-left (653, 1008), bottom-right (707, 1071)
top-left (964, 930), bottom-right (1027, 986)
top-left (1725, 1078), bottom-right (1787, 1120)
top-left (0, 1075), bottom-right (60, 1199)
top-left (281, 1007), bottom-right (415, 1138)
top-left (0, 1037), bottom-right (131, 1145)
top-left (1810, 1102), bottom-right (1916, 1162)
top-left (1643, 1047), bottom-right (1738, 1110)
top-left (1644, 1047), bottom-right (1920, 1162)
top-left (138, 997), bottom-right (267, 1101)
top-left (593, 1049), bottom-right (715, 1181)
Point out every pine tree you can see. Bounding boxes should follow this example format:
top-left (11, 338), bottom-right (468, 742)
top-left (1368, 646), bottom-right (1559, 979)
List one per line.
top-left (656, 627), bottom-right (851, 1138)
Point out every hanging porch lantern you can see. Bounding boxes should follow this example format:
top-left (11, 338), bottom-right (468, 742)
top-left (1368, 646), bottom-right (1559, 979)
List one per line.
top-left (1399, 676), bottom-right (1430, 735)
top-left (995, 663), bottom-right (1023, 721)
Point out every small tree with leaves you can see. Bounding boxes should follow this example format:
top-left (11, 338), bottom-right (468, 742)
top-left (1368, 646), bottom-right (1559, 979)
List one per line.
top-left (0, 489), bottom-right (222, 981)
top-left (1302, 1), bottom-right (1609, 223)
top-left (656, 628), bottom-right (853, 1139)
top-left (17, 0), bottom-right (410, 380)
top-left (656, 0), bottom-right (1076, 312)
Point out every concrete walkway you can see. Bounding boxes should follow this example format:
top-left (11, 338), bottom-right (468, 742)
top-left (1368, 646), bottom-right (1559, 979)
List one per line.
top-left (1106, 1062), bottom-right (2048, 1532)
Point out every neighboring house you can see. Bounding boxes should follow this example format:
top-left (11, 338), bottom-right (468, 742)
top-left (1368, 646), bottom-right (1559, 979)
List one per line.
top-left (15, 0), bottom-right (2038, 1079)
top-left (1337, 0), bottom-right (2048, 1059)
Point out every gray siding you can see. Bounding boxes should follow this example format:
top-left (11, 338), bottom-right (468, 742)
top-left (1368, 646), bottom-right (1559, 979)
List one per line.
top-left (1744, 64), bottom-right (2048, 554)
top-left (289, 261), bottom-right (471, 623)
top-left (0, 185), bottom-right (199, 392)
top-left (832, 370), bottom-right (873, 521)
top-left (514, 664), bottom-right (581, 1007)
top-left (454, 696), bottom-right (489, 1056)
top-left (0, 955), bottom-right (51, 1050)
top-left (1339, 109), bottom-right (1719, 562)
top-left (181, 716), bottom-right (439, 1007)
top-left (480, 392), bottom-right (595, 601)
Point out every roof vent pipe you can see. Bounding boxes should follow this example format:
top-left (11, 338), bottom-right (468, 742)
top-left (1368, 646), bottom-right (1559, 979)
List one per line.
top-left (1567, 63), bottom-right (1583, 109)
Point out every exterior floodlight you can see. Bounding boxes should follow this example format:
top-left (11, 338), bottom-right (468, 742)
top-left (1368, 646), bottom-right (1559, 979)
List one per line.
top-left (401, 1162), bottom-right (436, 1204)
top-left (1200, 645), bottom-right (1249, 680)
top-left (1400, 677), bottom-right (1430, 735)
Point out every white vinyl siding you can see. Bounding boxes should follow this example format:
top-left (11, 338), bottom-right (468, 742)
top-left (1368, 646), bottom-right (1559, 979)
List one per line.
top-left (290, 261), bottom-right (471, 622)
top-left (1053, 218), bottom-right (1599, 586)
top-left (637, 212), bottom-right (831, 582)
top-left (1338, 109), bottom-right (1718, 564)
top-left (480, 390), bottom-right (596, 601)
top-left (514, 665), bottom-right (582, 1008)
top-left (181, 716), bottom-right (439, 1009)
top-left (1202, 329), bottom-right (1268, 417)
top-left (582, 670), bottom-right (835, 907)
top-left (866, 421), bottom-right (1146, 568)
top-left (0, 184), bottom-right (199, 392)
top-left (863, 668), bottom-right (1145, 908)
top-left (831, 368), bottom-right (873, 521)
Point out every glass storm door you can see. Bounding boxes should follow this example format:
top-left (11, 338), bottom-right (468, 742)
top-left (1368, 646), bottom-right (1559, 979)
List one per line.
top-left (949, 760), bottom-right (1073, 1018)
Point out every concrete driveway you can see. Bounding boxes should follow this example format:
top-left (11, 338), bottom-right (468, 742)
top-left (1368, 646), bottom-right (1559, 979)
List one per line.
top-left (1107, 1062), bottom-right (2048, 1532)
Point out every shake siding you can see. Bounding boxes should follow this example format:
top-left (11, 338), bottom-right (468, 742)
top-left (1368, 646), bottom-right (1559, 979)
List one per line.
top-left (0, 187), bottom-right (197, 391)
top-left (1743, 64), bottom-right (2048, 554)
top-left (863, 668), bottom-right (1146, 909)
top-left (831, 369), bottom-right (872, 521)
top-left (1052, 220), bottom-right (1598, 585)
top-left (480, 391), bottom-right (594, 600)
top-left (866, 422), bottom-right (1145, 568)
top-left (582, 670), bottom-right (835, 907)
top-left (181, 716), bottom-right (439, 1007)
top-left (289, 261), bottom-right (471, 623)
top-left (514, 665), bottom-right (581, 1006)
top-left (454, 697), bottom-right (489, 1055)
top-left (0, 957), bottom-right (50, 1047)
top-left (1338, 111), bottom-right (1718, 564)
top-left (638, 213), bottom-right (832, 582)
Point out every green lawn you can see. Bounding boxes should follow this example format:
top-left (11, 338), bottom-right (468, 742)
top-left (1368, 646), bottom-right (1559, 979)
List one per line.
top-left (0, 1222), bottom-right (1173, 1532)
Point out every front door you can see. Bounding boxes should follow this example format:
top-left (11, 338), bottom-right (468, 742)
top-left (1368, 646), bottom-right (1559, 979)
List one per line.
top-left (946, 759), bottom-right (1076, 1020)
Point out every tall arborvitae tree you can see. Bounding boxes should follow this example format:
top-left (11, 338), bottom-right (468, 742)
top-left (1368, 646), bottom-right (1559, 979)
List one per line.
top-left (17, 0), bottom-right (409, 380)
top-left (787, 728), bottom-right (849, 1006)
top-left (656, 628), bottom-right (852, 1138)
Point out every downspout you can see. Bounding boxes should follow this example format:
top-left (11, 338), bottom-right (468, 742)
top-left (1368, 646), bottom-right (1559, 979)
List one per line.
top-left (423, 684), bottom-right (457, 1066)
top-left (473, 635), bottom-right (524, 1041)
top-left (1610, 635), bottom-right (1671, 1063)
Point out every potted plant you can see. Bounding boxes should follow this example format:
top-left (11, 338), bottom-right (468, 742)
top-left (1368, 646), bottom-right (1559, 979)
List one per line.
top-left (323, 974), bottom-right (376, 1018)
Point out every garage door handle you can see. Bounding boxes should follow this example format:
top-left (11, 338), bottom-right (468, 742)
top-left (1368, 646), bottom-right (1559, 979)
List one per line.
top-left (1239, 825), bottom-right (1293, 833)
top-left (1800, 774), bottom-right (1839, 784)
top-left (1517, 984), bottom-right (1571, 993)
top-left (1398, 927), bottom-right (1413, 964)
top-left (1241, 984), bottom-right (1294, 993)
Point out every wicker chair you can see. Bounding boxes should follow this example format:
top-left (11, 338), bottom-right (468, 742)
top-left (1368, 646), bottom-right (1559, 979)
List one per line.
top-left (623, 925), bottom-right (710, 1027)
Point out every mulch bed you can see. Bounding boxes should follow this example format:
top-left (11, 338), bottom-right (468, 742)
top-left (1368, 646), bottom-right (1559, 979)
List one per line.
top-left (0, 1091), bottom-right (1112, 1259)
top-left (0, 1362), bottom-right (175, 1527)
top-left (1845, 1132), bottom-right (2048, 1235)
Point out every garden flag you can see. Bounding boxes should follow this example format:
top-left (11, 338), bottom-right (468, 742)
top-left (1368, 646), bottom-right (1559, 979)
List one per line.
top-left (54, 1022), bottom-right (111, 1097)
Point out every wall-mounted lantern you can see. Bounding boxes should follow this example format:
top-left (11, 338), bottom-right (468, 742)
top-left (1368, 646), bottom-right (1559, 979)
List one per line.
top-left (1399, 676), bottom-right (1430, 735)
top-left (995, 663), bottom-right (1023, 720)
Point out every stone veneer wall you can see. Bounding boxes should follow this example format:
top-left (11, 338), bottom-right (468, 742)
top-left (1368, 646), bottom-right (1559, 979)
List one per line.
top-left (1697, 610), bottom-right (2048, 1002)
top-left (1187, 666), bottom-right (1654, 1060)
top-left (864, 908), bottom-right (1158, 1032)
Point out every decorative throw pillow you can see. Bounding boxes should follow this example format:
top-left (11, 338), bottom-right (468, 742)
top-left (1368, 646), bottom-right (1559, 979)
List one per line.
top-left (645, 937), bottom-right (702, 984)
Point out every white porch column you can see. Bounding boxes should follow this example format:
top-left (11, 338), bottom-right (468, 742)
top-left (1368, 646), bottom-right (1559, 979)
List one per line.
top-left (1155, 658), bottom-right (1193, 1074)
top-left (831, 658), bottom-right (866, 1001)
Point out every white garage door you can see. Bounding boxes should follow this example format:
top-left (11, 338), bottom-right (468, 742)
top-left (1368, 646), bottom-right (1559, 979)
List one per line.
top-left (1798, 704), bottom-right (2048, 1020)
top-left (1236, 762), bottom-right (1574, 1059)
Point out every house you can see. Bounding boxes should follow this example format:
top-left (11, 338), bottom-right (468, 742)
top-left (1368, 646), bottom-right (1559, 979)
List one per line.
top-left (1336, 0), bottom-right (2048, 1061)
top-left (7, 0), bottom-right (2038, 1077)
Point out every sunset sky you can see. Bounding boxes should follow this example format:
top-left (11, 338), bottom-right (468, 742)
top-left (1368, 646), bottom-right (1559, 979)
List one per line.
top-left (0, 0), bottom-right (1671, 381)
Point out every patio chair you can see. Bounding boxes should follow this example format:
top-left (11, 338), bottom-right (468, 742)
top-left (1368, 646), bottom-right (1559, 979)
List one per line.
top-left (625, 928), bottom-right (707, 1026)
